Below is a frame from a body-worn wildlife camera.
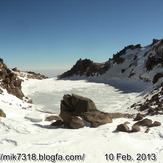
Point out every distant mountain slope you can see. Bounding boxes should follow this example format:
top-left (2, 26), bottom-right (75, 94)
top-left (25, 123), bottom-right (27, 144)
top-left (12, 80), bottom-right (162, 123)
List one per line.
top-left (58, 39), bottom-right (163, 84)
top-left (58, 58), bottom-right (108, 78)
top-left (58, 39), bottom-right (163, 115)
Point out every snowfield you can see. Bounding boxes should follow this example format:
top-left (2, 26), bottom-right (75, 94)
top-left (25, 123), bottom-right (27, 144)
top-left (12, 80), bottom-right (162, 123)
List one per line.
top-left (0, 77), bottom-right (163, 163)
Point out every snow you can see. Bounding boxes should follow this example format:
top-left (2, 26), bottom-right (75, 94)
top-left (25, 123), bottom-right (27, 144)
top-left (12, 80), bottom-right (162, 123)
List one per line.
top-left (0, 77), bottom-right (163, 163)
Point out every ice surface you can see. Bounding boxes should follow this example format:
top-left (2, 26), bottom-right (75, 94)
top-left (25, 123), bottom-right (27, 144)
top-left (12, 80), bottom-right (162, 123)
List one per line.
top-left (22, 78), bottom-right (139, 114)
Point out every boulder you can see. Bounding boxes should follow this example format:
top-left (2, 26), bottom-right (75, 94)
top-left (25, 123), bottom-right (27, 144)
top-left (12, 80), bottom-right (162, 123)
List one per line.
top-left (81, 111), bottom-right (112, 127)
top-left (134, 113), bottom-right (145, 121)
top-left (71, 93), bottom-right (97, 113)
top-left (149, 121), bottom-right (161, 127)
top-left (50, 120), bottom-right (64, 127)
top-left (134, 118), bottom-right (152, 127)
top-left (131, 125), bottom-right (141, 132)
top-left (69, 116), bottom-right (85, 129)
top-left (59, 94), bottom-right (112, 128)
top-left (116, 124), bottom-right (130, 132)
top-left (0, 109), bottom-right (6, 118)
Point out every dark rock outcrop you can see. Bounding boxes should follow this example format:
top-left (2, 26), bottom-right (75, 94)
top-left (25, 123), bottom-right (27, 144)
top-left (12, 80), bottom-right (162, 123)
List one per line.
top-left (131, 83), bottom-right (163, 115)
top-left (153, 73), bottom-right (163, 84)
top-left (59, 94), bottom-right (113, 128)
top-left (26, 71), bottom-right (47, 80)
top-left (134, 113), bottom-right (145, 121)
top-left (116, 123), bottom-right (130, 132)
top-left (134, 118), bottom-right (153, 127)
top-left (0, 58), bottom-right (24, 99)
top-left (149, 121), bottom-right (161, 127)
top-left (58, 59), bottom-right (108, 78)
top-left (113, 44), bottom-right (141, 64)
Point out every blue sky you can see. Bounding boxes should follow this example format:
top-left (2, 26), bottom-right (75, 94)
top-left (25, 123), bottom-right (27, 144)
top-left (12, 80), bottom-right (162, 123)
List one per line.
top-left (0, 0), bottom-right (163, 75)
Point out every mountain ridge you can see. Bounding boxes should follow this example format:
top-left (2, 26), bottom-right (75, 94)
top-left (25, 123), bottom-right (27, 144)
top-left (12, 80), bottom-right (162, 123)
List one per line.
top-left (58, 39), bottom-right (163, 84)
top-left (58, 38), bottom-right (163, 115)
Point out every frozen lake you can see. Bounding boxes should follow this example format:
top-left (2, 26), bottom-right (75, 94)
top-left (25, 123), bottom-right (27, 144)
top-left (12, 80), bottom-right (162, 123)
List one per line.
top-left (23, 78), bottom-right (140, 114)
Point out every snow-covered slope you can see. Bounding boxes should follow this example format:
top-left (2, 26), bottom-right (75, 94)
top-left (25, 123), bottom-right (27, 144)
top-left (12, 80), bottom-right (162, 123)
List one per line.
top-left (59, 39), bottom-right (163, 85)
top-left (0, 78), bottom-right (163, 163)
top-left (58, 39), bottom-right (163, 115)
top-left (0, 38), bottom-right (163, 162)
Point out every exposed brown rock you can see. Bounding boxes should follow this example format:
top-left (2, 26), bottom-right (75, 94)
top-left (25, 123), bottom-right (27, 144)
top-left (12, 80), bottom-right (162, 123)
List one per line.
top-left (134, 118), bottom-right (153, 127)
top-left (45, 115), bottom-right (63, 121)
top-left (26, 71), bottom-right (47, 80)
top-left (0, 58), bottom-right (24, 99)
top-left (50, 120), bottom-right (64, 127)
top-left (131, 125), bottom-right (141, 132)
top-left (81, 111), bottom-right (112, 127)
top-left (58, 58), bottom-right (108, 78)
top-left (134, 113), bottom-right (145, 121)
top-left (59, 94), bottom-right (112, 128)
top-left (0, 109), bottom-right (6, 118)
top-left (116, 124), bottom-right (130, 132)
top-left (69, 116), bottom-right (85, 129)
top-left (149, 121), bottom-right (161, 127)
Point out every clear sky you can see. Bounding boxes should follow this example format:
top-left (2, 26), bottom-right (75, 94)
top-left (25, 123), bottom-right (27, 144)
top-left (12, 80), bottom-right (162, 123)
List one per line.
top-left (0, 0), bottom-right (163, 75)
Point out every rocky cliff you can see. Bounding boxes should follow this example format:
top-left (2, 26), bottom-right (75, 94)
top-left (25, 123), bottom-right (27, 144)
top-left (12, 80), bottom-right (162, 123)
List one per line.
top-left (0, 58), bottom-right (24, 99)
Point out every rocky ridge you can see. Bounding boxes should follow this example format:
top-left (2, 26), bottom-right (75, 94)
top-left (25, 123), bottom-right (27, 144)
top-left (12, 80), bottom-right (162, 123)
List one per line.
top-left (58, 39), bottom-right (163, 115)
top-left (0, 59), bottom-right (25, 99)
top-left (0, 59), bottom-right (47, 102)
top-left (58, 58), bottom-right (108, 78)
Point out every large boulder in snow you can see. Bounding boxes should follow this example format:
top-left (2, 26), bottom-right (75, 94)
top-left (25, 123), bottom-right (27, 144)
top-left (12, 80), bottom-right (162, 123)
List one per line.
top-left (131, 124), bottom-right (141, 132)
top-left (134, 118), bottom-right (153, 127)
top-left (59, 94), bottom-right (112, 128)
top-left (81, 111), bottom-right (112, 127)
top-left (0, 109), bottom-right (6, 118)
top-left (149, 121), bottom-right (161, 127)
top-left (116, 123), bottom-right (130, 132)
